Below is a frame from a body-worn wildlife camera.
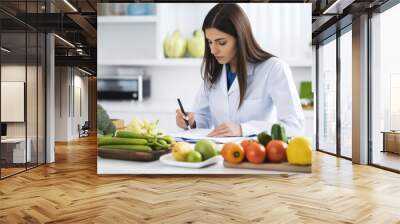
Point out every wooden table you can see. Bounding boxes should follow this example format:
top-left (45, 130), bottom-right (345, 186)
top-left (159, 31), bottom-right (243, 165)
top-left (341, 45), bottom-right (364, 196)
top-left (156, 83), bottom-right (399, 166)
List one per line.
top-left (1, 138), bottom-right (32, 164)
top-left (381, 131), bottom-right (400, 154)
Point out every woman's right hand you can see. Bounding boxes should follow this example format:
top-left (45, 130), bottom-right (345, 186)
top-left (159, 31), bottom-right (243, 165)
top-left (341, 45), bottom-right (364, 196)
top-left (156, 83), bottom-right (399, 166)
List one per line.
top-left (176, 109), bottom-right (195, 129)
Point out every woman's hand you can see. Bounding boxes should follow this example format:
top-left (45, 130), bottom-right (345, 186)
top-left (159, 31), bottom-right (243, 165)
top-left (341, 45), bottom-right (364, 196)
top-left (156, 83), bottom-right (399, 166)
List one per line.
top-left (207, 122), bottom-right (242, 137)
top-left (176, 109), bottom-right (195, 129)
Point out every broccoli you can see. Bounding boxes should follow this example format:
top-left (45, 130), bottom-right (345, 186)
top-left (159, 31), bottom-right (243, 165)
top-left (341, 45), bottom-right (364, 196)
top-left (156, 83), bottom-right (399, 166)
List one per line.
top-left (97, 104), bottom-right (116, 136)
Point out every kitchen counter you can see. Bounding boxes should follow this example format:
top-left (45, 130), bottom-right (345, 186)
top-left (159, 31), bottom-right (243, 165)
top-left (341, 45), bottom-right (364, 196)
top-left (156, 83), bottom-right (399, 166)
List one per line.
top-left (97, 156), bottom-right (301, 175)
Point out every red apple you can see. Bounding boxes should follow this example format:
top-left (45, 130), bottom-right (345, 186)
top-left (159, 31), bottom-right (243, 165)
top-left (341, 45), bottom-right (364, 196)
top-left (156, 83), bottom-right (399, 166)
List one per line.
top-left (266, 140), bottom-right (287, 162)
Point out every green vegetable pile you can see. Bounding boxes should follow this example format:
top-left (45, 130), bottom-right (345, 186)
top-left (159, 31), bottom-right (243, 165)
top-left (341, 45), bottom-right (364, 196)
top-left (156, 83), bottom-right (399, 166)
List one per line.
top-left (98, 118), bottom-right (176, 152)
top-left (97, 104), bottom-right (116, 136)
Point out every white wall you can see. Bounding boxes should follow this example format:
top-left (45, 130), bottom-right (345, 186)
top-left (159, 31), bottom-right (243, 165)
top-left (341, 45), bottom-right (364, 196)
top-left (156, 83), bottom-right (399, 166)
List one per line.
top-left (55, 67), bottom-right (69, 141)
top-left (1, 64), bottom-right (46, 164)
top-left (54, 67), bottom-right (89, 141)
top-left (1, 65), bottom-right (40, 137)
top-left (73, 73), bottom-right (89, 137)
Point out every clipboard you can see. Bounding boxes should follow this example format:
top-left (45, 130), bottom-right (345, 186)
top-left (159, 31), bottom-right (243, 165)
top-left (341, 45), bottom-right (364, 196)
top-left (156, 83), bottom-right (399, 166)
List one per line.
top-left (170, 128), bottom-right (255, 144)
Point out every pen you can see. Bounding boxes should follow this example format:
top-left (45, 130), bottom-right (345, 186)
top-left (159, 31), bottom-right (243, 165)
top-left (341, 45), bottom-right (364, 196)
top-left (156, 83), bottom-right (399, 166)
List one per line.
top-left (177, 98), bottom-right (191, 130)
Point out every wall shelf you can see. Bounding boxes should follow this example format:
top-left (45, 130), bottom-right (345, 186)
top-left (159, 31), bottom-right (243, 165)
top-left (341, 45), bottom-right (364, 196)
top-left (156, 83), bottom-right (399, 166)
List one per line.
top-left (98, 58), bottom-right (203, 67)
top-left (98, 58), bottom-right (312, 68)
top-left (98, 16), bottom-right (157, 24)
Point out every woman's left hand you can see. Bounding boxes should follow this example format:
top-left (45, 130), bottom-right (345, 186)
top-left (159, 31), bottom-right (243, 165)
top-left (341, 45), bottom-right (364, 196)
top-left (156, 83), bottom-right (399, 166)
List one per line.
top-left (207, 122), bottom-right (242, 137)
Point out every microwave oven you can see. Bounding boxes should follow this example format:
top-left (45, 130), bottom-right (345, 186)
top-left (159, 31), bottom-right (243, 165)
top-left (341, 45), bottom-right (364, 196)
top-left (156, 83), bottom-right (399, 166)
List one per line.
top-left (98, 75), bottom-right (150, 101)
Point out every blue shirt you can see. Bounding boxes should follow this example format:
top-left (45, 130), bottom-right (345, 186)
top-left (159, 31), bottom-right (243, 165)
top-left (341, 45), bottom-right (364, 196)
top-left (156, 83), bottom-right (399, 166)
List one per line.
top-left (226, 64), bottom-right (236, 91)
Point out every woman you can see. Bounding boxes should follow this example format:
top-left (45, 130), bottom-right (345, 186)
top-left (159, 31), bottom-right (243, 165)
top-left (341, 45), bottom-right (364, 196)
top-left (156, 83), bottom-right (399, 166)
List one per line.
top-left (176, 3), bottom-right (304, 137)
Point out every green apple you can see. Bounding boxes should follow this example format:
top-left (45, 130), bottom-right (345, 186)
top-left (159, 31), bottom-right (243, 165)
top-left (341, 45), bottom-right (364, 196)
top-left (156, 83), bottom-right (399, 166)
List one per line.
top-left (186, 150), bottom-right (202, 163)
top-left (195, 139), bottom-right (218, 160)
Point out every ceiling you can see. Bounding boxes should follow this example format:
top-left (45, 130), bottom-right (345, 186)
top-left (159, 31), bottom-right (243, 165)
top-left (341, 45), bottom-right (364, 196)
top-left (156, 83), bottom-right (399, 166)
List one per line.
top-left (310, 0), bottom-right (392, 44)
top-left (1, 0), bottom-right (396, 75)
top-left (0, 0), bottom-right (97, 75)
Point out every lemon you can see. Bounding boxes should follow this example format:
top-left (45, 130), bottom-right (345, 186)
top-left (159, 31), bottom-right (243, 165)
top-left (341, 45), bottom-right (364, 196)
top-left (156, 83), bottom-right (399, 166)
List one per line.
top-left (287, 137), bottom-right (312, 165)
top-left (171, 142), bottom-right (193, 161)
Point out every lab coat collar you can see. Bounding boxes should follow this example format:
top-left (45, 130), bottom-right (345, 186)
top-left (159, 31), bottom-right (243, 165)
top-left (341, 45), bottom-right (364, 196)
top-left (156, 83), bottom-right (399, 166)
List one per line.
top-left (227, 62), bottom-right (256, 95)
top-left (246, 62), bottom-right (256, 76)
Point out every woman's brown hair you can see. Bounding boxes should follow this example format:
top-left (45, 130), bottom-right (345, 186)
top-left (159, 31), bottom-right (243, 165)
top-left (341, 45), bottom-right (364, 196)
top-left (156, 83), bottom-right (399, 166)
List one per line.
top-left (201, 3), bottom-right (274, 108)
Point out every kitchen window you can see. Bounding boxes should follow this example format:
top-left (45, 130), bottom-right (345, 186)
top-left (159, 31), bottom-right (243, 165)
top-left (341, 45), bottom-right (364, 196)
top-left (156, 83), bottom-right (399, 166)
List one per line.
top-left (0, 1), bottom-right (47, 179)
top-left (317, 36), bottom-right (337, 155)
top-left (339, 27), bottom-right (352, 159)
top-left (370, 2), bottom-right (400, 172)
top-left (316, 23), bottom-right (353, 159)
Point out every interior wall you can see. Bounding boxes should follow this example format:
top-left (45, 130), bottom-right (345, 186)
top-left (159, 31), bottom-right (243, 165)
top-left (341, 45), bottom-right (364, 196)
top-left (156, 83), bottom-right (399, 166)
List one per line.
top-left (1, 65), bottom-right (40, 139)
top-left (72, 72), bottom-right (89, 137)
top-left (54, 67), bottom-right (89, 141)
top-left (54, 66), bottom-right (69, 141)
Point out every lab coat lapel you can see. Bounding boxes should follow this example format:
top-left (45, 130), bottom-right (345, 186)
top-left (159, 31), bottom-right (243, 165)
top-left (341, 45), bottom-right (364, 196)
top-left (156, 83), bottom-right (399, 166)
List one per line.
top-left (219, 65), bottom-right (228, 97)
top-left (227, 63), bottom-right (255, 96)
top-left (214, 63), bottom-right (256, 124)
top-left (214, 65), bottom-right (230, 123)
top-left (227, 76), bottom-right (238, 96)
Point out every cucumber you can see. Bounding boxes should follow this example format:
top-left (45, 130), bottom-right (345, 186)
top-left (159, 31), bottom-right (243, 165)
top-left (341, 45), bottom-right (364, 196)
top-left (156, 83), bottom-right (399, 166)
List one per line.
top-left (98, 137), bottom-right (147, 146)
top-left (100, 145), bottom-right (152, 151)
top-left (271, 123), bottom-right (288, 143)
top-left (162, 135), bottom-right (176, 144)
top-left (157, 139), bottom-right (168, 146)
top-left (257, 131), bottom-right (272, 146)
top-left (116, 131), bottom-right (151, 139)
top-left (153, 145), bottom-right (163, 150)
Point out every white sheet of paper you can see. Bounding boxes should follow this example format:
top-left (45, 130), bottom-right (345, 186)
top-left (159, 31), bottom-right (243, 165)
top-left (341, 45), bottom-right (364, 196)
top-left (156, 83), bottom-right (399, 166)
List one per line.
top-left (170, 128), bottom-right (246, 144)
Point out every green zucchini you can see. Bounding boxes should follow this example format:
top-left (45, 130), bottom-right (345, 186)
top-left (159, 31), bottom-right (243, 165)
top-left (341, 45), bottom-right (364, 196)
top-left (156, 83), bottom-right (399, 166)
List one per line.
top-left (116, 131), bottom-right (152, 139)
top-left (100, 145), bottom-right (152, 151)
top-left (98, 137), bottom-right (147, 146)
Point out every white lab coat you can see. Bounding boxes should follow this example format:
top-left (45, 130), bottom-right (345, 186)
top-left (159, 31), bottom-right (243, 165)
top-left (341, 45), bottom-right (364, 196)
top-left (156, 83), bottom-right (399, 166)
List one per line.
top-left (191, 57), bottom-right (305, 137)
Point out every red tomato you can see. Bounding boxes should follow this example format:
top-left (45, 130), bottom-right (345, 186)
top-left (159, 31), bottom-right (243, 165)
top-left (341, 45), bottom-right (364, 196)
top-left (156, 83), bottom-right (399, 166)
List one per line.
top-left (240, 139), bottom-right (258, 154)
top-left (245, 142), bottom-right (266, 164)
top-left (240, 139), bottom-right (251, 150)
top-left (266, 140), bottom-right (287, 162)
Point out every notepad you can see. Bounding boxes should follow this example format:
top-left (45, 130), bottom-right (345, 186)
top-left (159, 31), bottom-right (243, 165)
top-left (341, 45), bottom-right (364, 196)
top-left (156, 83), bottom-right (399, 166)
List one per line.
top-left (170, 128), bottom-right (253, 144)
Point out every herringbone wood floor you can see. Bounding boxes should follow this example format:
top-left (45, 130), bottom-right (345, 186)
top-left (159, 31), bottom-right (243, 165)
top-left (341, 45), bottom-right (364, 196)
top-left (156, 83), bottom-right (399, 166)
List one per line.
top-left (1, 136), bottom-right (400, 224)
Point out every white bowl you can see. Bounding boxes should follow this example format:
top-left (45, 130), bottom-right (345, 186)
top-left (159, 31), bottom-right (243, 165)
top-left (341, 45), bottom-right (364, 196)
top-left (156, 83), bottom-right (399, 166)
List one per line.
top-left (159, 153), bottom-right (222, 169)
